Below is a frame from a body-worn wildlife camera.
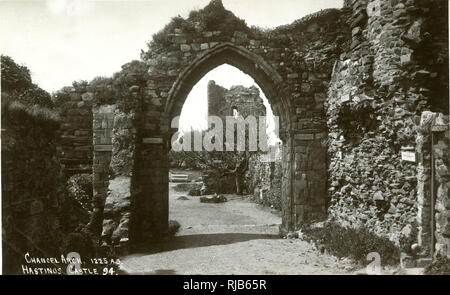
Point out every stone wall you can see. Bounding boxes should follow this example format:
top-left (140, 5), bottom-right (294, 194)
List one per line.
top-left (207, 81), bottom-right (266, 118)
top-left (205, 80), bottom-right (283, 205)
top-left (1, 102), bottom-right (66, 273)
top-left (246, 153), bottom-right (283, 210)
top-left (54, 84), bottom-right (94, 176)
top-left (416, 112), bottom-right (449, 257)
top-left (326, 0), bottom-right (449, 249)
top-left (433, 118), bottom-right (450, 258)
top-left (68, 0), bottom-right (446, 250)
top-left (88, 105), bottom-right (115, 238)
top-left (138, 0), bottom-right (348, 237)
top-left (101, 108), bottom-right (137, 246)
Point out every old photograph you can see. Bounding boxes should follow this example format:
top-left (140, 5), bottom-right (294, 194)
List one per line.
top-left (0, 0), bottom-right (449, 277)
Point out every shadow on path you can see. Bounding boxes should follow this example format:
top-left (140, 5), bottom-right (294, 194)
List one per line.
top-left (131, 233), bottom-right (279, 255)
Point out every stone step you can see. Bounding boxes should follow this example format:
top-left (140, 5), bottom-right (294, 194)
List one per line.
top-left (169, 173), bottom-right (189, 182)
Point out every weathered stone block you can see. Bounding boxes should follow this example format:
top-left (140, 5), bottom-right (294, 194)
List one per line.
top-left (200, 43), bottom-right (209, 50)
top-left (180, 44), bottom-right (191, 52)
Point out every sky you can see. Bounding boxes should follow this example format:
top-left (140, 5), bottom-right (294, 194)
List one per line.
top-left (178, 64), bottom-right (282, 145)
top-left (0, 0), bottom-right (343, 131)
top-left (0, 0), bottom-right (343, 93)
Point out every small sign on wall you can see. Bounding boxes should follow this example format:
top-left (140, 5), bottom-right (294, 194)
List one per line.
top-left (142, 137), bottom-right (163, 144)
top-left (431, 125), bottom-right (448, 132)
top-left (401, 151), bottom-right (416, 163)
top-left (295, 134), bottom-right (314, 141)
top-left (341, 94), bottom-right (350, 103)
top-left (94, 145), bottom-right (113, 152)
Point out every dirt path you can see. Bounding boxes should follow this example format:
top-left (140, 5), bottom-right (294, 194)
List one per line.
top-left (119, 182), bottom-right (354, 275)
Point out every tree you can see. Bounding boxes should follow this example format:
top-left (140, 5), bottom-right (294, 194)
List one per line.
top-left (172, 127), bottom-right (255, 195)
top-left (1, 55), bottom-right (53, 108)
top-left (1, 54), bottom-right (33, 93)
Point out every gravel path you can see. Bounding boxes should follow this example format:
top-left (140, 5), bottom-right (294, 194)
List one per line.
top-left (119, 183), bottom-right (354, 275)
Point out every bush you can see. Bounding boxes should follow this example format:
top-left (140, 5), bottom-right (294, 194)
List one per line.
top-left (1, 55), bottom-right (53, 109)
top-left (188, 188), bottom-right (201, 196)
top-left (66, 174), bottom-right (94, 213)
top-left (17, 85), bottom-right (53, 108)
top-left (1, 54), bottom-right (33, 93)
top-left (301, 222), bottom-right (401, 266)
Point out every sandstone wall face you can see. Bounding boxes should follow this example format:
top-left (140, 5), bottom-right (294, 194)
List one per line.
top-left (54, 85), bottom-right (94, 176)
top-left (326, 0), bottom-right (448, 250)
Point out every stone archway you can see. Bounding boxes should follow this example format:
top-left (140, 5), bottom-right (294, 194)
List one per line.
top-left (165, 43), bottom-right (288, 123)
top-left (132, 43), bottom-right (299, 243)
top-left (100, 0), bottom-right (333, 246)
top-left (164, 42), bottom-right (295, 232)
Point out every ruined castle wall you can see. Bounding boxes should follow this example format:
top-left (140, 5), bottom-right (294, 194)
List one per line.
top-left (327, 0), bottom-right (449, 249)
top-left (137, 2), bottom-right (350, 239)
top-left (1, 102), bottom-right (66, 273)
top-left (54, 85), bottom-right (94, 176)
top-left (101, 108), bottom-right (137, 245)
top-left (207, 81), bottom-right (283, 207)
top-left (416, 112), bottom-right (450, 258)
top-left (89, 105), bottom-right (115, 237)
top-left (433, 119), bottom-right (450, 258)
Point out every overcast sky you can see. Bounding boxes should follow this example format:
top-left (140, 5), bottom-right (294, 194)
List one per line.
top-left (1, 0), bottom-right (343, 133)
top-left (0, 0), bottom-right (343, 93)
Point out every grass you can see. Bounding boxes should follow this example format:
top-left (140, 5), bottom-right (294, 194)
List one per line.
top-left (301, 221), bottom-right (402, 266)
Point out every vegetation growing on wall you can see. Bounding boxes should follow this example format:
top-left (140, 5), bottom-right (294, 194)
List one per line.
top-left (89, 60), bottom-right (148, 114)
top-left (66, 173), bottom-right (94, 213)
top-left (145, 0), bottom-right (252, 54)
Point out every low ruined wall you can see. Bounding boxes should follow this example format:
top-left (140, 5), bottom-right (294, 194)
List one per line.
top-left (1, 102), bottom-right (67, 273)
top-left (246, 153), bottom-right (283, 210)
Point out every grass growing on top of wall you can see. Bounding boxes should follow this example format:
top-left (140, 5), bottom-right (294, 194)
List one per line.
top-left (1, 100), bottom-right (60, 135)
top-left (301, 222), bottom-right (401, 266)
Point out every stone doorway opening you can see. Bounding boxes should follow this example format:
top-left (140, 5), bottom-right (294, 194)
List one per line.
top-left (167, 63), bottom-right (283, 237)
top-left (157, 43), bottom-right (296, 240)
